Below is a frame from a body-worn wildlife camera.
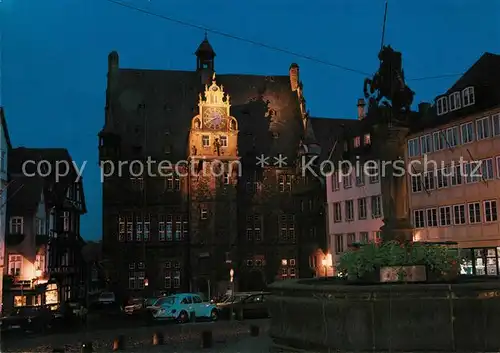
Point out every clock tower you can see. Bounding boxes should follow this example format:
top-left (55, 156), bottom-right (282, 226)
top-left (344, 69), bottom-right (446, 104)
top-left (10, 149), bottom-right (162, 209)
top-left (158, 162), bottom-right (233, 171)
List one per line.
top-left (187, 74), bottom-right (240, 295)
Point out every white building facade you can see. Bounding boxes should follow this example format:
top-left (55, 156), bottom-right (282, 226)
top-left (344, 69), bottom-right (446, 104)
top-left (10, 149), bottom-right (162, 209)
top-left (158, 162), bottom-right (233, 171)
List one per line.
top-left (326, 169), bottom-right (384, 267)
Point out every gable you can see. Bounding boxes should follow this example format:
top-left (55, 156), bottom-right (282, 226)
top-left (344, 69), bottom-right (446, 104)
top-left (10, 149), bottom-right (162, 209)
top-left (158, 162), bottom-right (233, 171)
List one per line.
top-left (108, 69), bottom-right (304, 164)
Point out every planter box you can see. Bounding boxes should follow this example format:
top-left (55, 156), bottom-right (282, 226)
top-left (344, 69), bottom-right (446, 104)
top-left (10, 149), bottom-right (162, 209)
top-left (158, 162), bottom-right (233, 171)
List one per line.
top-left (380, 265), bottom-right (427, 283)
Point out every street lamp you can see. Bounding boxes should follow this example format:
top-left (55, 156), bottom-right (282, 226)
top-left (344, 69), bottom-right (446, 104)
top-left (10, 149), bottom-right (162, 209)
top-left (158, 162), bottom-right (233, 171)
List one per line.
top-left (322, 257), bottom-right (328, 279)
top-left (229, 269), bottom-right (234, 320)
top-left (144, 278), bottom-right (149, 287)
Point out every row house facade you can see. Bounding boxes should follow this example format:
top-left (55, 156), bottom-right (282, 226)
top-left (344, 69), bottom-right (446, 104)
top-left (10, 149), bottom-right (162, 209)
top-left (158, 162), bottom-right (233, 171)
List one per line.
top-left (9, 148), bottom-right (87, 304)
top-left (100, 37), bottom-right (327, 299)
top-left (3, 175), bottom-right (49, 312)
top-left (318, 99), bottom-right (385, 269)
top-left (406, 52), bottom-right (500, 276)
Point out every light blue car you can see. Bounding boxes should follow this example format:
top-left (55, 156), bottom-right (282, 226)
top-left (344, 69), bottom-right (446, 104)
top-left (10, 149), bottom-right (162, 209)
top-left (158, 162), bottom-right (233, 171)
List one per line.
top-left (148, 293), bottom-right (219, 323)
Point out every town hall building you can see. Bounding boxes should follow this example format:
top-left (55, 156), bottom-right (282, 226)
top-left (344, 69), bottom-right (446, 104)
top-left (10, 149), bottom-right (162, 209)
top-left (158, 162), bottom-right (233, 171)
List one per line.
top-left (99, 36), bottom-right (329, 298)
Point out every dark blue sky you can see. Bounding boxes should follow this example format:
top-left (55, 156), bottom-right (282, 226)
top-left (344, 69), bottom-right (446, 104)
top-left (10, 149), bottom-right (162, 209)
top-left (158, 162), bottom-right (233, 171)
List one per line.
top-left (2, 0), bottom-right (499, 240)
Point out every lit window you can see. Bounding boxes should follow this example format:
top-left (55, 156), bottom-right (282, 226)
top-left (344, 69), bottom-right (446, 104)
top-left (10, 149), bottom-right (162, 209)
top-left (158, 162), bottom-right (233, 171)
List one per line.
top-left (201, 208), bottom-right (208, 220)
top-left (353, 136), bottom-right (361, 148)
top-left (363, 133), bottom-right (371, 145)
top-left (219, 136), bottom-right (228, 147)
top-left (8, 255), bottom-right (22, 276)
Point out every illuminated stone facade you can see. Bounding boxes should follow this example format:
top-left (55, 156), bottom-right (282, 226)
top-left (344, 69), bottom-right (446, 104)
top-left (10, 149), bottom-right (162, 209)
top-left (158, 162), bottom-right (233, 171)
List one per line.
top-left (99, 37), bottom-right (328, 298)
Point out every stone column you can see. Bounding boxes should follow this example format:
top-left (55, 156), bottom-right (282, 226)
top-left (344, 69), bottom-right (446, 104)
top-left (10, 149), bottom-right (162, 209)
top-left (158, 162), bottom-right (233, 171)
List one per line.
top-left (372, 120), bottom-right (413, 242)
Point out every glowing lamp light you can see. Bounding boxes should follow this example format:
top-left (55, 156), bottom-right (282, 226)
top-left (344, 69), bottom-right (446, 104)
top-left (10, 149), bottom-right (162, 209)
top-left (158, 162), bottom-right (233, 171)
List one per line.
top-left (281, 259), bottom-right (287, 266)
top-left (321, 258), bottom-right (328, 266)
top-left (35, 269), bottom-right (42, 278)
top-left (144, 278), bottom-right (149, 287)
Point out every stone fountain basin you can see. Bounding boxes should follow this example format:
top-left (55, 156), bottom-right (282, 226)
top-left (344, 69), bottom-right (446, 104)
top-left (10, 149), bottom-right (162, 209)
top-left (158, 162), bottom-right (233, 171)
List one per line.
top-left (268, 277), bottom-right (500, 352)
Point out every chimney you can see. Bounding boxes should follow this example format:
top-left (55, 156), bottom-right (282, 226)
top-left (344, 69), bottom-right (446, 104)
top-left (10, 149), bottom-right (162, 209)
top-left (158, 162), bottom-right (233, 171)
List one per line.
top-left (418, 102), bottom-right (431, 116)
top-left (289, 63), bottom-right (299, 91)
top-left (357, 98), bottom-right (366, 120)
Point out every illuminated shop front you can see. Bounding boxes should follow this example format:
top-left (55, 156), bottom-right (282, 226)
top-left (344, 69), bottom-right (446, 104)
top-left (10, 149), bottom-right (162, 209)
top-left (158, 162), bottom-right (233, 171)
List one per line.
top-left (45, 283), bottom-right (59, 305)
top-left (460, 247), bottom-right (500, 276)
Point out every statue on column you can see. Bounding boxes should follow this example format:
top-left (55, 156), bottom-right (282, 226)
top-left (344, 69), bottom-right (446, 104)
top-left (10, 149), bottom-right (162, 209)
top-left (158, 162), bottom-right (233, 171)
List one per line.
top-left (363, 45), bottom-right (415, 242)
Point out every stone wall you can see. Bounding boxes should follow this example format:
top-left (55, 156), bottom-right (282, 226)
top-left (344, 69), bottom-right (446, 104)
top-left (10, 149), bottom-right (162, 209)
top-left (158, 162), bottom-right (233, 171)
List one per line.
top-left (268, 278), bottom-right (500, 352)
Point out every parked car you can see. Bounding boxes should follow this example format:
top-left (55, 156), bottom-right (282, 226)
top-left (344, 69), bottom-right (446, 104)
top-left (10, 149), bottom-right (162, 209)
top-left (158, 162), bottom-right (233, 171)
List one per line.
top-left (217, 292), bottom-right (270, 320)
top-left (124, 298), bottom-right (144, 315)
top-left (149, 293), bottom-right (219, 323)
top-left (97, 292), bottom-right (116, 304)
top-left (90, 292), bottom-right (120, 313)
top-left (1, 306), bottom-right (54, 333)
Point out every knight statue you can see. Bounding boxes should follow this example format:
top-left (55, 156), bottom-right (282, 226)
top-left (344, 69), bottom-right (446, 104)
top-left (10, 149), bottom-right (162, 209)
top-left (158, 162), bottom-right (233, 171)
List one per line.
top-left (363, 45), bottom-right (415, 126)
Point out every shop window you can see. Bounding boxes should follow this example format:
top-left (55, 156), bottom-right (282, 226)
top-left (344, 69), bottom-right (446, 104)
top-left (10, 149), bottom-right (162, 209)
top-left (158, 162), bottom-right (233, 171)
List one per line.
top-left (14, 296), bottom-right (27, 307)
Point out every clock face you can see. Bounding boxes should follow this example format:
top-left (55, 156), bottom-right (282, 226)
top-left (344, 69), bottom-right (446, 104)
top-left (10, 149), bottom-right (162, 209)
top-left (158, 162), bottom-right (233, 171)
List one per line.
top-left (203, 107), bottom-right (227, 129)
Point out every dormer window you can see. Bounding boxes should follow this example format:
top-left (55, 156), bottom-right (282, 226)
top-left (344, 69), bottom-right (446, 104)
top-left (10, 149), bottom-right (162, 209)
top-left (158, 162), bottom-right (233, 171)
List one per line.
top-left (436, 97), bottom-right (448, 116)
top-left (462, 87), bottom-right (475, 107)
top-left (449, 92), bottom-right (461, 111)
top-left (353, 136), bottom-right (361, 148)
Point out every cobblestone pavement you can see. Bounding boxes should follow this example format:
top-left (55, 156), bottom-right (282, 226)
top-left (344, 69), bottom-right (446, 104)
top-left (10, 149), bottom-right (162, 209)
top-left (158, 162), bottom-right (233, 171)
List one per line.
top-left (2, 319), bottom-right (270, 352)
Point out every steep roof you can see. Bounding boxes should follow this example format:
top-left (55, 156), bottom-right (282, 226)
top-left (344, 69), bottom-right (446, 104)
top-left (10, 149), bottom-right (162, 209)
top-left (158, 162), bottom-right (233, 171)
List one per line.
top-left (0, 107), bottom-right (12, 150)
top-left (195, 36), bottom-right (216, 57)
top-left (7, 175), bottom-right (45, 216)
top-left (309, 117), bottom-right (359, 161)
top-left (446, 52), bottom-right (500, 94)
top-left (107, 67), bottom-right (304, 164)
top-left (8, 147), bottom-right (86, 212)
top-left (413, 52), bottom-right (500, 132)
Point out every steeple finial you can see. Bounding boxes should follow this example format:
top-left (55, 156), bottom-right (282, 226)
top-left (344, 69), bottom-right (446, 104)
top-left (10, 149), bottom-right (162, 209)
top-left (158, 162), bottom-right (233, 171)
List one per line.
top-left (204, 30), bottom-right (208, 40)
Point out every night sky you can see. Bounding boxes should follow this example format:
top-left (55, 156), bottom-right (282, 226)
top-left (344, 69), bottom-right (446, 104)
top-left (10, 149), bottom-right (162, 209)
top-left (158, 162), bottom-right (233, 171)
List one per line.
top-left (2, 0), bottom-right (499, 240)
